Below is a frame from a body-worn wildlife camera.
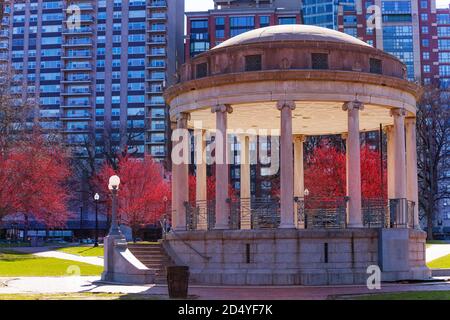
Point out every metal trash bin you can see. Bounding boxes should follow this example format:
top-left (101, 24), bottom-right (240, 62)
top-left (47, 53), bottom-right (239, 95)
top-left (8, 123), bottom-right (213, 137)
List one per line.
top-left (166, 266), bottom-right (189, 299)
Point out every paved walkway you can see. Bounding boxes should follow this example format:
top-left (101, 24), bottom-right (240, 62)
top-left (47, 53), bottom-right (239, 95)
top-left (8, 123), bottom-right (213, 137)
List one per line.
top-left (426, 244), bottom-right (450, 262)
top-left (8, 247), bottom-right (104, 266)
top-left (0, 276), bottom-right (450, 299)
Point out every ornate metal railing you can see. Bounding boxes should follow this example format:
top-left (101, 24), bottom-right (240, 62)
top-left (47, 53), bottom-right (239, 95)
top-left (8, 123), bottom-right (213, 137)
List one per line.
top-left (388, 198), bottom-right (416, 228)
top-left (185, 200), bottom-right (215, 231)
top-left (362, 198), bottom-right (388, 228)
top-left (229, 197), bottom-right (281, 230)
top-left (296, 197), bottom-right (348, 229)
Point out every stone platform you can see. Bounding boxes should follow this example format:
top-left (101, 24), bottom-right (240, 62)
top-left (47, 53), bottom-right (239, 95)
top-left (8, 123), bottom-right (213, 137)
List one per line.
top-left (162, 229), bottom-right (430, 286)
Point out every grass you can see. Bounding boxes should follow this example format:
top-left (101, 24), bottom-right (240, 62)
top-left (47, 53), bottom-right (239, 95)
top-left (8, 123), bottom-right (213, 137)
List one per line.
top-left (347, 291), bottom-right (450, 300)
top-left (0, 242), bottom-right (31, 248)
top-left (0, 293), bottom-right (164, 300)
top-left (55, 246), bottom-right (104, 257)
top-left (0, 250), bottom-right (102, 276)
top-left (427, 254), bottom-right (450, 269)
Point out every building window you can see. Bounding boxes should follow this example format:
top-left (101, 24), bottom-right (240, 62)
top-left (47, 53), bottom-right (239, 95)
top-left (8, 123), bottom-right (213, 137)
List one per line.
top-left (311, 53), bottom-right (329, 70)
top-left (230, 16), bottom-right (255, 37)
top-left (370, 58), bottom-right (382, 74)
top-left (278, 16), bottom-right (296, 25)
top-left (423, 52), bottom-right (430, 60)
top-left (259, 16), bottom-right (270, 27)
top-left (245, 55), bottom-right (262, 72)
top-left (196, 63), bottom-right (207, 78)
top-left (423, 65), bottom-right (430, 73)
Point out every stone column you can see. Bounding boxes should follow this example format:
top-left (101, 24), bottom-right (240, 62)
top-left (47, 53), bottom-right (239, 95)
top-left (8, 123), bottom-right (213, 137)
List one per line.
top-left (172, 113), bottom-right (190, 231)
top-left (239, 135), bottom-right (251, 229)
top-left (343, 101), bottom-right (363, 228)
top-left (212, 104), bottom-right (233, 230)
top-left (195, 129), bottom-right (207, 230)
top-left (294, 135), bottom-right (306, 229)
top-left (391, 109), bottom-right (407, 200)
top-left (385, 125), bottom-right (395, 200)
top-left (405, 117), bottom-right (419, 228)
top-left (341, 133), bottom-right (349, 225)
top-left (277, 100), bottom-right (296, 229)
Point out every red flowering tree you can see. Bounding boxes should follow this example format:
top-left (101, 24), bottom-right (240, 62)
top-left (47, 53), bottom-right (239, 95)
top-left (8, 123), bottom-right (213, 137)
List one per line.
top-left (304, 143), bottom-right (386, 199)
top-left (0, 133), bottom-right (71, 236)
top-left (95, 154), bottom-right (170, 241)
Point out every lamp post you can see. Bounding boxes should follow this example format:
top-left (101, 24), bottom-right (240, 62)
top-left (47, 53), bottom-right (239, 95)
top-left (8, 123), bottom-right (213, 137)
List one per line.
top-left (94, 193), bottom-right (99, 247)
top-left (108, 175), bottom-right (122, 236)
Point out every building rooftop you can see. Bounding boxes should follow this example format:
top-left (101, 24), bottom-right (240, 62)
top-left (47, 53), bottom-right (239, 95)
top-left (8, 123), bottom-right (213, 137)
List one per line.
top-left (212, 24), bottom-right (372, 50)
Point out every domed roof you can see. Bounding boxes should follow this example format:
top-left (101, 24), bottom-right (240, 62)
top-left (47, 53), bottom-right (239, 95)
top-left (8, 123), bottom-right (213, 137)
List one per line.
top-left (213, 24), bottom-right (372, 50)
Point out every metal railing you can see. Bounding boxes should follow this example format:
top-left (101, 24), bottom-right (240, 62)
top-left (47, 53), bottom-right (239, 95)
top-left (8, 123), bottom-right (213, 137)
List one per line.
top-left (185, 200), bottom-right (215, 231)
top-left (230, 197), bottom-right (281, 229)
top-left (296, 197), bottom-right (348, 229)
top-left (178, 197), bottom-right (416, 231)
top-left (362, 198), bottom-right (388, 228)
top-left (389, 198), bottom-right (415, 228)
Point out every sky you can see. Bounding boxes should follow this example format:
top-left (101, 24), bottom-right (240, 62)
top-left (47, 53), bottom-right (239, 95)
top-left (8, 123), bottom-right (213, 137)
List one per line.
top-left (185, 0), bottom-right (450, 12)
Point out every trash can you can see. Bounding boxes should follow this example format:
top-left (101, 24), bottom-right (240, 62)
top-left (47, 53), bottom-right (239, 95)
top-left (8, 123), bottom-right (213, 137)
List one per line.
top-left (166, 266), bottom-right (189, 299)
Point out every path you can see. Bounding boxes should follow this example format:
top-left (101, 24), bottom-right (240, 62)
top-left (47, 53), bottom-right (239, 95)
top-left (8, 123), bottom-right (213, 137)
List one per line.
top-left (426, 244), bottom-right (450, 262)
top-left (0, 276), bottom-right (450, 299)
top-left (7, 247), bottom-right (104, 267)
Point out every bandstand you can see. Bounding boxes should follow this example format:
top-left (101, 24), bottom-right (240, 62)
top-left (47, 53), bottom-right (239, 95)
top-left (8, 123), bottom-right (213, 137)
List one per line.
top-left (162, 25), bottom-right (430, 285)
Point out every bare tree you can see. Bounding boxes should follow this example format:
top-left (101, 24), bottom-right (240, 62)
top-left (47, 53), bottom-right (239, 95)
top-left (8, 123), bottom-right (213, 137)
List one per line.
top-left (417, 85), bottom-right (450, 239)
top-left (0, 69), bottom-right (35, 157)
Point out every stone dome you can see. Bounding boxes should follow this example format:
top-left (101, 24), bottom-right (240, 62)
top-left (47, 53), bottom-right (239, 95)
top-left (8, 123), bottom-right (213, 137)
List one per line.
top-left (212, 24), bottom-right (372, 50)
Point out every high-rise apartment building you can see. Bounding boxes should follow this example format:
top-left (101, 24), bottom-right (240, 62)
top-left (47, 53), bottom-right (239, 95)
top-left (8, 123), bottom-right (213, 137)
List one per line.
top-left (2, 0), bottom-right (184, 164)
top-left (186, 0), bottom-right (302, 59)
top-left (0, 0), bottom-right (184, 234)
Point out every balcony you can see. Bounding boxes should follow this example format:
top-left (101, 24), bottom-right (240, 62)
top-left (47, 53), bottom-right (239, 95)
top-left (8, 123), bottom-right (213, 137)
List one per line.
top-left (63, 126), bottom-right (90, 132)
top-left (148, 1), bottom-right (167, 8)
top-left (60, 113), bottom-right (91, 120)
top-left (62, 65), bottom-right (92, 71)
top-left (62, 76), bottom-right (91, 83)
top-left (61, 90), bottom-right (91, 96)
top-left (62, 39), bottom-right (93, 47)
top-left (147, 13), bottom-right (167, 21)
top-left (62, 27), bottom-right (93, 35)
top-left (62, 53), bottom-right (92, 59)
top-left (65, 4), bottom-right (94, 11)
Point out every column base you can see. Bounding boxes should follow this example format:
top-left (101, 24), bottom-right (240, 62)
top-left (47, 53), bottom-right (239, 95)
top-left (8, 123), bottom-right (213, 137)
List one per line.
top-left (278, 223), bottom-right (296, 229)
top-left (214, 224), bottom-right (229, 230)
top-left (347, 223), bottom-right (363, 228)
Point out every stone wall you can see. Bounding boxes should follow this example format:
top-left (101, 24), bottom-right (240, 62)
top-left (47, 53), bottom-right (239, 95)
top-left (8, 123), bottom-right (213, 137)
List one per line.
top-left (163, 229), bottom-right (430, 285)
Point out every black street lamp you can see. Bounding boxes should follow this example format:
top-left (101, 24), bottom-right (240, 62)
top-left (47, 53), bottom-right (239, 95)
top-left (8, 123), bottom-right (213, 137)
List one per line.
top-left (94, 193), bottom-right (100, 247)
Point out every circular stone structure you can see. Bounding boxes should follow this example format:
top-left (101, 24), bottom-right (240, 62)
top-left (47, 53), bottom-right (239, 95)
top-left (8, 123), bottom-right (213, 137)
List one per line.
top-left (163, 25), bottom-right (430, 286)
top-left (166, 24), bottom-right (418, 136)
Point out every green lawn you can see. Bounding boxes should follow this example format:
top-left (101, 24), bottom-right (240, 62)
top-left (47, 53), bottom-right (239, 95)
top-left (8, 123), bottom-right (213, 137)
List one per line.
top-left (349, 291), bottom-right (450, 300)
top-left (56, 246), bottom-right (104, 257)
top-left (0, 250), bottom-right (102, 276)
top-left (427, 254), bottom-right (450, 269)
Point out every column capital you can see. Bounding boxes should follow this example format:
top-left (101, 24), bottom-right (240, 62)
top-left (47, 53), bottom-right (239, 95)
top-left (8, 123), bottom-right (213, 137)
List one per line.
top-left (176, 112), bottom-right (190, 122)
top-left (405, 116), bottom-right (417, 124)
top-left (342, 100), bottom-right (364, 112)
top-left (390, 108), bottom-right (407, 117)
top-left (276, 100), bottom-right (296, 111)
top-left (383, 124), bottom-right (394, 134)
top-left (211, 104), bottom-right (233, 114)
top-left (294, 134), bottom-right (306, 143)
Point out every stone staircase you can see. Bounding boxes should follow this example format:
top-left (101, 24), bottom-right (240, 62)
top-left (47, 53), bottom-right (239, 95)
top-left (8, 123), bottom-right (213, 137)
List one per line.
top-left (128, 242), bottom-right (173, 284)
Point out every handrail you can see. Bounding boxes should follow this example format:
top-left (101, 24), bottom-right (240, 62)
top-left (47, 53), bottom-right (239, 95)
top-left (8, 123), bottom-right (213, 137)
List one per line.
top-left (159, 214), bottom-right (210, 262)
top-left (168, 229), bottom-right (211, 262)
